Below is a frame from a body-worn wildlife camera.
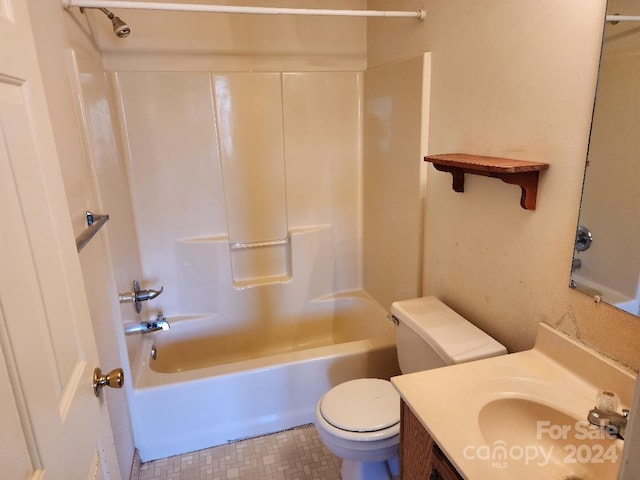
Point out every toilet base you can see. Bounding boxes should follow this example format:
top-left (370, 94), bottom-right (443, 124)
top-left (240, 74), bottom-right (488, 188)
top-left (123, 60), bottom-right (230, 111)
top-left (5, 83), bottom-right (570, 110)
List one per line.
top-left (340, 454), bottom-right (399, 480)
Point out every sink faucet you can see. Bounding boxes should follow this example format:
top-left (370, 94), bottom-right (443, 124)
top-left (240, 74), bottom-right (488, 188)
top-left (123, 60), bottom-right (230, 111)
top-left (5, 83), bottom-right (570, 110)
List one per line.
top-left (587, 390), bottom-right (629, 439)
top-left (124, 312), bottom-right (170, 335)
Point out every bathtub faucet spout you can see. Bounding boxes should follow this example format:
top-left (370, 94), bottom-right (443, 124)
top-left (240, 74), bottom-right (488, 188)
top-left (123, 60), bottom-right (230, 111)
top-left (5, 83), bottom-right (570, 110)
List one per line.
top-left (124, 312), bottom-right (170, 335)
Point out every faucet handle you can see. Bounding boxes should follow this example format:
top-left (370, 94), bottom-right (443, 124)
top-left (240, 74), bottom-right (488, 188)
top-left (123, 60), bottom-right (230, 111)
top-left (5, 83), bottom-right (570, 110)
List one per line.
top-left (150, 311), bottom-right (169, 331)
top-left (136, 286), bottom-right (164, 302)
top-left (596, 390), bottom-right (620, 413)
top-left (118, 280), bottom-right (164, 313)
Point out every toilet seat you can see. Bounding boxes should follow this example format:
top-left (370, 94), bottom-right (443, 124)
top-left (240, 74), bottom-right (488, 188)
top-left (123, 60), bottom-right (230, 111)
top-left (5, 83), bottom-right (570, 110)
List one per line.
top-left (318, 379), bottom-right (400, 441)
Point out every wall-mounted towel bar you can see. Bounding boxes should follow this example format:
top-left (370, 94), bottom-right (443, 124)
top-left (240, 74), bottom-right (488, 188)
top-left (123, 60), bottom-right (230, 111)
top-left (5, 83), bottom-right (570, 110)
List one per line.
top-left (76, 211), bottom-right (110, 252)
top-left (230, 238), bottom-right (289, 250)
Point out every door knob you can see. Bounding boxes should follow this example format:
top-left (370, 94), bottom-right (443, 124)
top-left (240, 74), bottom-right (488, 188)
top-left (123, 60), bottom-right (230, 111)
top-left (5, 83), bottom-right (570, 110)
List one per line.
top-left (93, 367), bottom-right (124, 397)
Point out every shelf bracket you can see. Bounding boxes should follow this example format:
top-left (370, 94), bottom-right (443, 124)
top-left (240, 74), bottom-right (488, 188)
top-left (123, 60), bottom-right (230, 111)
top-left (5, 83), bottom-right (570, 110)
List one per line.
top-left (498, 171), bottom-right (541, 210)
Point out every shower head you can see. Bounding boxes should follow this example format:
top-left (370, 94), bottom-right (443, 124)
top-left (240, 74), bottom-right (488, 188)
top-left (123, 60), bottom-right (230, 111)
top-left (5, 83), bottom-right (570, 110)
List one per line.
top-left (111, 15), bottom-right (131, 38)
top-left (98, 7), bottom-right (131, 38)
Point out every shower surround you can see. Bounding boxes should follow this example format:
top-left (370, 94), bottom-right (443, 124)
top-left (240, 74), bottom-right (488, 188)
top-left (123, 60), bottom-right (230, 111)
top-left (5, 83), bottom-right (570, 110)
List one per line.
top-left (114, 70), bottom-right (400, 459)
top-left (116, 71), bottom-right (363, 315)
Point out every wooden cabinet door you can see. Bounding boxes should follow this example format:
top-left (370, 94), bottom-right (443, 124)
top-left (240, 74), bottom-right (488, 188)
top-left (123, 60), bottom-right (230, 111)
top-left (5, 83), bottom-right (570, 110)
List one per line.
top-left (430, 445), bottom-right (463, 480)
top-left (400, 400), bottom-right (463, 480)
top-left (400, 400), bottom-right (434, 479)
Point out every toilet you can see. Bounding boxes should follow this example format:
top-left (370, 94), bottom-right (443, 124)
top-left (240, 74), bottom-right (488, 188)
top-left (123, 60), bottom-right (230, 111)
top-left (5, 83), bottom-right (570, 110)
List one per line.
top-left (314, 296), bottom-right (507, 480)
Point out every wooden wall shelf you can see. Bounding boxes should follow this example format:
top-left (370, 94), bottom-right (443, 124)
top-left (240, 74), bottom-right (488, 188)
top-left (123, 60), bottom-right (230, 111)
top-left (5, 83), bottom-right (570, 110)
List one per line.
top-left (424, 153), bottom-right (549, 210)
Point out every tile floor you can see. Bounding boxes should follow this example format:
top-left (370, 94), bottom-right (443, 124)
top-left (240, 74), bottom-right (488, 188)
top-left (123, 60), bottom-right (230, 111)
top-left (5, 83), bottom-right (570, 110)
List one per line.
top-left (136, 424), bottom-right (343, 480)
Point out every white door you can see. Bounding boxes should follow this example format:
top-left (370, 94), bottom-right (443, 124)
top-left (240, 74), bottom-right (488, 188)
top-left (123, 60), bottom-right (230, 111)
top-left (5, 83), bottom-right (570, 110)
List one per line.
top-left (0, 0), bottom-right (111, 477)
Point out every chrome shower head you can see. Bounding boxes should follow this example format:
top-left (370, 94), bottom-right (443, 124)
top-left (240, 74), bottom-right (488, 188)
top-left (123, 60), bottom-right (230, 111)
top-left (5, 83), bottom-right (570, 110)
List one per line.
top-left (111, 15), bottom-right (131, 38)
top-left (98, 7), bottom-right (131, 38)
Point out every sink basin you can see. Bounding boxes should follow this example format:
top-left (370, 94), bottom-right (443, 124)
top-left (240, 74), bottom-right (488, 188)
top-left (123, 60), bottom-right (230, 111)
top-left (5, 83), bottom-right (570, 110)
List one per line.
top-left (477, 398), bottom-right (623, 479)
top-left (392, 324), bottom-right (635, 480)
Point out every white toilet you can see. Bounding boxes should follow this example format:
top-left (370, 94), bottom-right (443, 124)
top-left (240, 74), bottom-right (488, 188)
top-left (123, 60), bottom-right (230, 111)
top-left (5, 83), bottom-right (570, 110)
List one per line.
top-left (315, 296), bottom-right (507, 480)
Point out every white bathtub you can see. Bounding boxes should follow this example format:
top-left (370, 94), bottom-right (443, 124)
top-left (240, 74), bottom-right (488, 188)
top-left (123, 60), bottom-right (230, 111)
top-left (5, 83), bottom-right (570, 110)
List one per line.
top-left (131, 290), bottom-right (400, 461)
top-left (572, 273), bottom-right (640, 315)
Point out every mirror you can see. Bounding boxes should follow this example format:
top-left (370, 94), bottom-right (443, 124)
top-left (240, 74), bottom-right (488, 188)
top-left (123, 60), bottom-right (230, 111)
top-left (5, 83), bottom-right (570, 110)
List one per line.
top-left (571, 4), bottom-right (640, 317)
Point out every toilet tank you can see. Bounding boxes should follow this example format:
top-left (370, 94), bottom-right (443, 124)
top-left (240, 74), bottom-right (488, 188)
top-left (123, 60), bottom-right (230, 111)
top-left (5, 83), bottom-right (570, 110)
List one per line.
top-left (390, 297), bottom-right (507, 374)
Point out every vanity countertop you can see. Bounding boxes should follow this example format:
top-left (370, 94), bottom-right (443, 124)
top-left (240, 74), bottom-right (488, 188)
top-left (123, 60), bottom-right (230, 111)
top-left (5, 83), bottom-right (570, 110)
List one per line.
top-left (392, 323), bottom-right (636, 479)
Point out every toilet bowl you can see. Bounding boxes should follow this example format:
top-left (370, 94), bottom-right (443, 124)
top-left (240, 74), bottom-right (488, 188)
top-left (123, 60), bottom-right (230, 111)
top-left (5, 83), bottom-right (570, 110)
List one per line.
top-left (315, 378), bottom-right (400, 480)
top-left (314, 296), bottom-right (507, 480)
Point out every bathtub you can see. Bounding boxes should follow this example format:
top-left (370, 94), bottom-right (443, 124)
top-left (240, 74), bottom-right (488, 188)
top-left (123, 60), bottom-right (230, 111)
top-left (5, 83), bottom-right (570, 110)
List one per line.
top-left (131, 290), bottom-right (400, 461)
top-left (572, 273), bottom-right (640, 315)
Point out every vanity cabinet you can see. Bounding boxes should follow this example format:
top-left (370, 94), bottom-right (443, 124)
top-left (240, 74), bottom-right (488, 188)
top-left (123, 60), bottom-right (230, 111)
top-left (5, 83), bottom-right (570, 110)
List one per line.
top-left (400, 400), bottom-right (463, 480)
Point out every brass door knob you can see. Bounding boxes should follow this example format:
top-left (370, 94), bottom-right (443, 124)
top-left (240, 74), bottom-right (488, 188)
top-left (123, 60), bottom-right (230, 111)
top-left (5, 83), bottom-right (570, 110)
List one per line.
top-left (93, 367), bottom-right (124, 397)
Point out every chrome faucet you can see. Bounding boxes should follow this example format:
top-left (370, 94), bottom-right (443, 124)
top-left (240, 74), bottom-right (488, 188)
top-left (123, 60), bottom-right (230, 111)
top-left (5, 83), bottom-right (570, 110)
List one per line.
top-left (587, 390), bottom-right (629, 439)
top-left (119, 280), bottom-right (164, 313)
top-left (124, 312), bottom-right (170, 335)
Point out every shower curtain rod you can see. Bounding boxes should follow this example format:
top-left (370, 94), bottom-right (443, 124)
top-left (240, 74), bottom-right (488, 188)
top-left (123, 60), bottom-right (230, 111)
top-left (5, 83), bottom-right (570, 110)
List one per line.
top-left (606, 14), bottom-right (640, 22)
top-left (62, 0), bottom-right (426, 19)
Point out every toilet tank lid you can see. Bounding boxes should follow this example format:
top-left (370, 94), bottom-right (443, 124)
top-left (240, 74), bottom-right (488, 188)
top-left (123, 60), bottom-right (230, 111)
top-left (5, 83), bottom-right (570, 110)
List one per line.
top-left (390, 296), bottom-right (507, 365)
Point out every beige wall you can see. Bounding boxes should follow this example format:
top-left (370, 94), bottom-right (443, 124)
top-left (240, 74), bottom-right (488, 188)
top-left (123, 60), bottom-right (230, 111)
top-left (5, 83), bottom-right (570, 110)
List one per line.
top-left (368, 0), bottom-right (640, 371)
top-left (85, 0), bottom-right (367, 72)
top-left (363, 54), bottom-right (429, 309)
